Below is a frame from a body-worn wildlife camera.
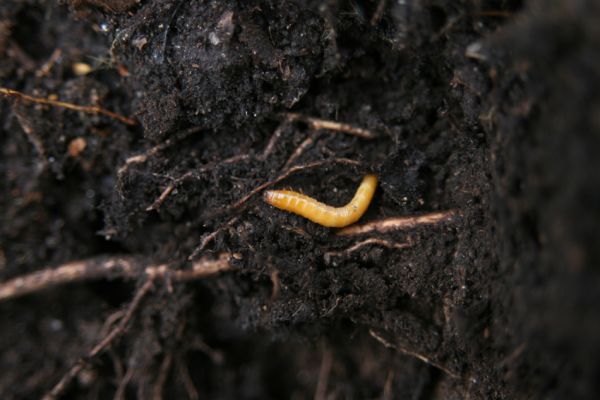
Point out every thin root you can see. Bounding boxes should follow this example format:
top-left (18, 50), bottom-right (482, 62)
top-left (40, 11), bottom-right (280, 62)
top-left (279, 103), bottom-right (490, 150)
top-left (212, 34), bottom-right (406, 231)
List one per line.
top-left (382, 370), bottom-right (394, 400)
top-left (152, 320), bottom-right (186, 400)
top-left (283, 113), bottom-right (377, 139)
top-left (36, 48), bottom-right (62, 78)
top-left (0, 87), bottom-right (136, 126)
top-left (189, 218), bottom-right (240, 260)
top-left (44, 280), bottom-right (155, 400)
top-left (146, 172), bottom-right (193, 211)
top-left (337, 210), bottom-right (458, 236)
top-left (283, 136), bottom-right (315, 169)
top-left (368, 329), bottom-right (460, 379)
top-left (324, 238), bottom-right (409, 259)
top-left (270, 269), bottom-right (280, 302)
top-left (259, 117), bottom-right (292, 160)
top-left (370, 0), bottom-right (388, 26)
top-left (152, 352), bottom-right (174, 400)
top-left (147, 183), bottom-right (177, 211)
top-left (314, 347), bottom-right (333, 400)
top-left (0, 253), bottom-right (234, 302)
top-left (14, 111), bottom-right (47, 164)
top-left (117, 127), bottom-right (202, 177)
top-left (36, 253), bottom-right (233, 398)
top-left (113, 363), bottom-right (135, 400)
top-left (177, 356), bottom-right (199, 400)
top-left (281, 224), bottom-right (311, 239)
top-left (146, 154), bottom-right (250, 212)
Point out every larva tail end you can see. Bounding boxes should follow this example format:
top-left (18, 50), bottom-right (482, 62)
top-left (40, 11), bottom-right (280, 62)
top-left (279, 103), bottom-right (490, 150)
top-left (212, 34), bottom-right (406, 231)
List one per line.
top-left (365, 174), bottom-right (378, 185)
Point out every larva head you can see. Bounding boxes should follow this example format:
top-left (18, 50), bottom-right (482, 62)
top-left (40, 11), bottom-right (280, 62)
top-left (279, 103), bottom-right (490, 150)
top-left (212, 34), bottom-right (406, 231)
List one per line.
top-left (263, 190), bottom-right (277, 204)
top-left (264, 190), bottom-right (292, 208)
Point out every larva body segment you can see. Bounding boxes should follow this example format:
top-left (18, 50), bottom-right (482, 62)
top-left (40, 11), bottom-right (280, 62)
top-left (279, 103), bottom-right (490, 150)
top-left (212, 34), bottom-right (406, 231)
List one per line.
top-left (263, 174), bottom-right (378, 228)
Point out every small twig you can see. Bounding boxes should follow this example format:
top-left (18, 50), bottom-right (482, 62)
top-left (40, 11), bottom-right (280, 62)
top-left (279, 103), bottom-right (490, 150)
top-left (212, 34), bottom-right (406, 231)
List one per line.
top-left (283, 113), bottom-right (377, 139)
top-left (283, 136), bottom-right (315, 169)
top-left (337, 210), bottom-right (457, 236)
top-left (314, 347), bottom-right (332, 400)
top-left (324, 238), bottom-right (409, 259)
top-left (369, 329), bottom-right (460, 379)
top-left (188, 217), bottom-right (240, 260)
top-left (44, 280), bottom-right (155, 400)
top-left (0, 87), bottom-right (136, 126)
top-left (227, 157), bottom-right (361, 212)
top-left (0, 253), bottom-right (234, 301)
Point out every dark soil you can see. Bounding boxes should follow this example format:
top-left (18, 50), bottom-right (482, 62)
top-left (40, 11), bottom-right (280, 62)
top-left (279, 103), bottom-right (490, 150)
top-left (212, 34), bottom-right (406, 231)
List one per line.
top-left (1, 0), bottom-right (599, 399)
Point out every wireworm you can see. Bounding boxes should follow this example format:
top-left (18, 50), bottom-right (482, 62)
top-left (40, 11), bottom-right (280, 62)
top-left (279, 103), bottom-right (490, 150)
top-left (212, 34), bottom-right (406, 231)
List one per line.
top-left (263, 175), bottom-right (377, 228)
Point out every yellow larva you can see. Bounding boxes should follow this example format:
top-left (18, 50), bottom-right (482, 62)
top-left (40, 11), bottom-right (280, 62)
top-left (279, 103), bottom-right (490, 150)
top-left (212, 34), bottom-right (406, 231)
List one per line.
top-left (263, 174), bottom-right (378, 228)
